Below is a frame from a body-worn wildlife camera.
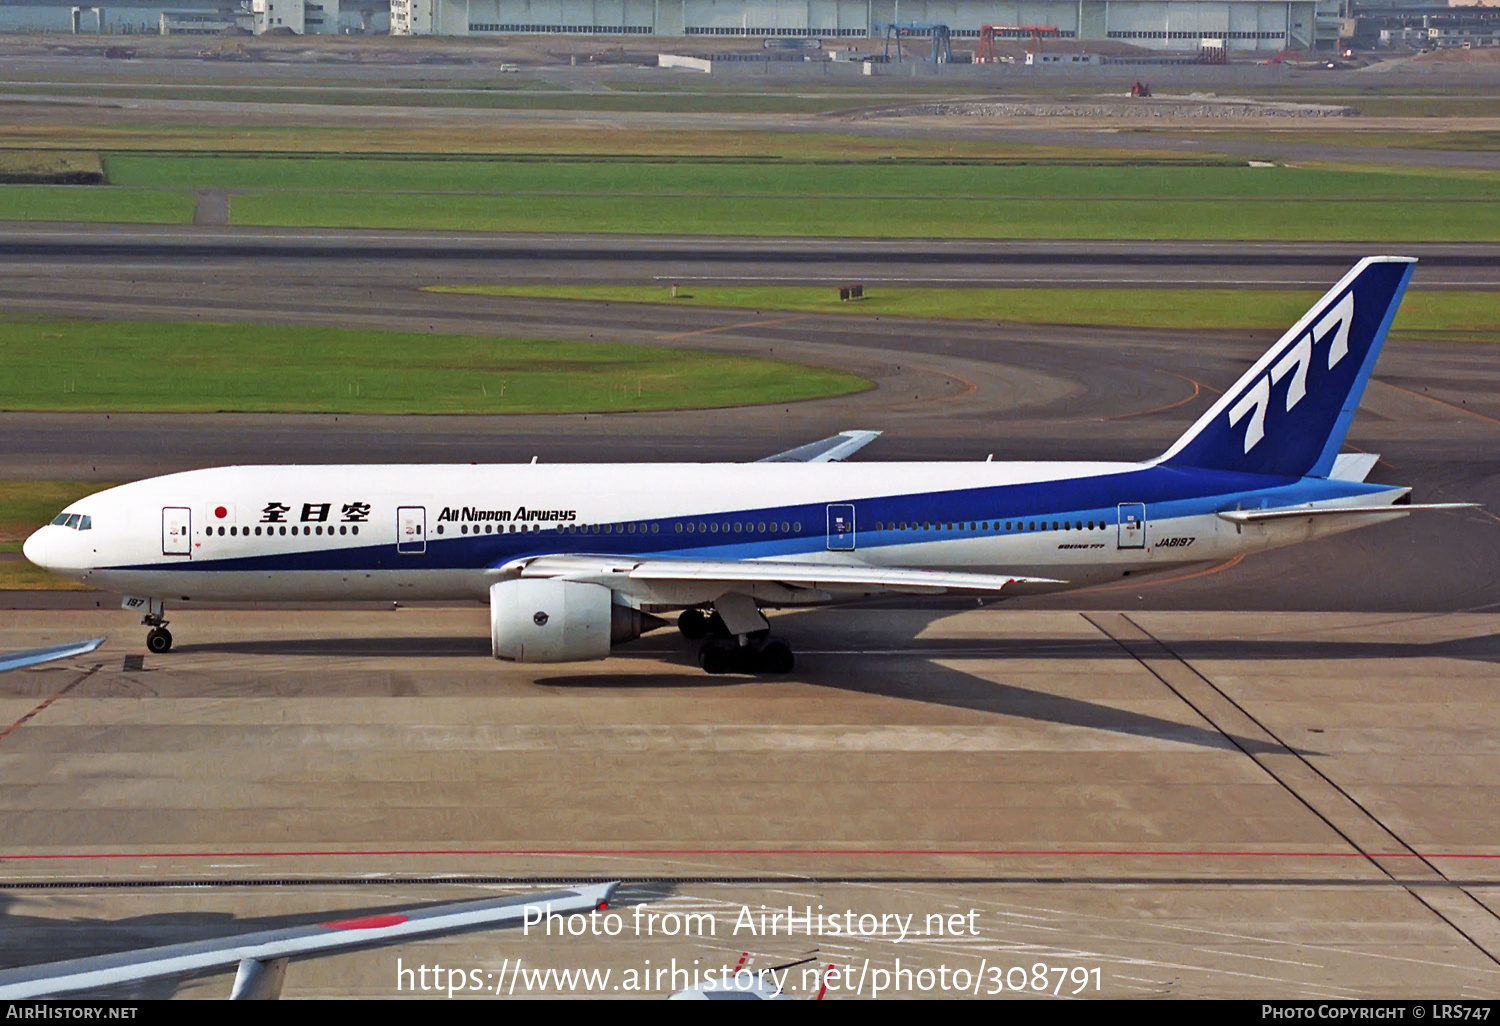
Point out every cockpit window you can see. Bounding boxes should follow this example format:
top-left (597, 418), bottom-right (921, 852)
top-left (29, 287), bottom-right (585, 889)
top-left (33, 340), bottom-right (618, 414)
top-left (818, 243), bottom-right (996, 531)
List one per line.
top-left (51, 513), bottom-right (70, 526)
top-left (78, 516), bottom-right (91, 531)
top-left (64, 514), bottom-right (81, 529)
top-left (50, 513), bottom-right (91, 529)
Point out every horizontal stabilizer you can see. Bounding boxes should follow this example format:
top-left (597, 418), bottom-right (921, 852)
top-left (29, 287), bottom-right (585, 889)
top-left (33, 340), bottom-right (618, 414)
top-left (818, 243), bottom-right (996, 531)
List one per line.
top-left (1217, 503), bottom-right (1476, 524)
top-left (758, 430), bottom-right (882, 463)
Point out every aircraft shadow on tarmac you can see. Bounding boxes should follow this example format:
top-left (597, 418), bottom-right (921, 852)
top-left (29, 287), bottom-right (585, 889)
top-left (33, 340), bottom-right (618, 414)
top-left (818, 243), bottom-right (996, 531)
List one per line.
top-left (175, 620), bottom-right (1500, 757)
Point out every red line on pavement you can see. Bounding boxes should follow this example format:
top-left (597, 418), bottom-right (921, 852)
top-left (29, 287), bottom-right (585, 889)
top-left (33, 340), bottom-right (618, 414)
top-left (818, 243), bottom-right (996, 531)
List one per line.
top-left (2, 848), bottom-right (1498, 861)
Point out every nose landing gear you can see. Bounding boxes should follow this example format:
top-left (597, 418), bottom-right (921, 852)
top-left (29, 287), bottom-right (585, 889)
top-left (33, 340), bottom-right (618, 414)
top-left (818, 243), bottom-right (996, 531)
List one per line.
top-left (141, 607), bottom-right (172, 653)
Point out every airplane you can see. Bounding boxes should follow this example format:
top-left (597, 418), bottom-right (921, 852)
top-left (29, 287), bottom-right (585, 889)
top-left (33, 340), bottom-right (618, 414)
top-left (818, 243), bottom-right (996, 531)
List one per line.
top-left (22, 256), bottom-right (1474, 675)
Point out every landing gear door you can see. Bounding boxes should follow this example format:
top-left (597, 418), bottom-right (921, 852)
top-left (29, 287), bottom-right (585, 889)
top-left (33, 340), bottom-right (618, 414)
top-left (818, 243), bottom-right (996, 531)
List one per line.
top-left (397, 506), bottom-right (426, 555)
top-left (1117, 503), bottom-right (1146, 550)
top-left (827, 504), bottom-right (856, 551)
top-left (162, 507), bottom-right (192, 557)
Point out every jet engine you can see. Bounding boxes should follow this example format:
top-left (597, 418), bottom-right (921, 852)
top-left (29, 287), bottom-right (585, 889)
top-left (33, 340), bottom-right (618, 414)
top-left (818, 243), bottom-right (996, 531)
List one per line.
top-left (489, 579), bottom-right (663, 663)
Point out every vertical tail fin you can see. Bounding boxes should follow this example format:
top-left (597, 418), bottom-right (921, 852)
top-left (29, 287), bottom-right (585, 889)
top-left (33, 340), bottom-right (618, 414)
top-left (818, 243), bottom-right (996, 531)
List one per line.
top-left (1156, 256), bottom-right (1416, 479)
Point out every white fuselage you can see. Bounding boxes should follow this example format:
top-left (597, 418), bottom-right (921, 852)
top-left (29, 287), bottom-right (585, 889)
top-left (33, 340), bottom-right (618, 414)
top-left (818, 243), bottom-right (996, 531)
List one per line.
top-left (24, 461), bottom-right (1408, 610)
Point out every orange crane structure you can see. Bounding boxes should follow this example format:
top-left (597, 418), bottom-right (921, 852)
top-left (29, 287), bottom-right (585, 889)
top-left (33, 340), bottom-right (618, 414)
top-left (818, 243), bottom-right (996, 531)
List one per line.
top-left (975, 24), bottom-right (1060, 64)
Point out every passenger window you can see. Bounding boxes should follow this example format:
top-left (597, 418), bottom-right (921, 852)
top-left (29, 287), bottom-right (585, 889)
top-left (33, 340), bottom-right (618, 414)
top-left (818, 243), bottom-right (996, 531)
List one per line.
top-left (756, 522), bottom-right (765, 533)
top-left (793, 522), bottom-right (801, 533)
top-left (352, 526), bottom-right (359, 535)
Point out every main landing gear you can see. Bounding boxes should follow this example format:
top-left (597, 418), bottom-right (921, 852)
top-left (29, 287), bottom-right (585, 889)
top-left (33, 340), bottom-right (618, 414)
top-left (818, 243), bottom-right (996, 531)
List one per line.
top-left (142, 608), bottom-right (172, 653)
top-left (677, 608), bottom-right (795, 675)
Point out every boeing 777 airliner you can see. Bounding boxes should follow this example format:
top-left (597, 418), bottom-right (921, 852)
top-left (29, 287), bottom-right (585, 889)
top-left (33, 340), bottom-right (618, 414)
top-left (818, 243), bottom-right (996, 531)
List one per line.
top-left (23, 257), bottom-right (1473, 673)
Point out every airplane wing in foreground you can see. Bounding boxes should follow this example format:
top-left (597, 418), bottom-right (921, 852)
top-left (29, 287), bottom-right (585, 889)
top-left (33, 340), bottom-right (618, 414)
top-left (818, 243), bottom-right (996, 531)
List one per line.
top-left (0, 882), bottom-right (617, 1000)
top-left (756, 430), bottom-right (882, 463)
top-left (510, 555), bottom-right (1060, 597)
top-left (0, 637), bottom-right (105, 674)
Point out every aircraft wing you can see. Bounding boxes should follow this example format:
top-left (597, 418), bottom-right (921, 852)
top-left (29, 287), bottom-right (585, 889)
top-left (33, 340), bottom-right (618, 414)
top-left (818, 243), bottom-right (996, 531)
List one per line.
top-left (0, 637), bottom-right (105, 674)
top-left (512, 555), bottom-right (1059, 596)
top-left (756, 430), bottom-right (882, 463)
top-left (0, 882), bottom-right (616, 1000)
top-left (1217, 502), bottom-right (1477, 524)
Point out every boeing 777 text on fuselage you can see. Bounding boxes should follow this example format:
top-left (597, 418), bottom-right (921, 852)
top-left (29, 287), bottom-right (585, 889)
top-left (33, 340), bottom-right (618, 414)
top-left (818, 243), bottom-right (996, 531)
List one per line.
top-left (24, 258), bottom-right (1473, 674)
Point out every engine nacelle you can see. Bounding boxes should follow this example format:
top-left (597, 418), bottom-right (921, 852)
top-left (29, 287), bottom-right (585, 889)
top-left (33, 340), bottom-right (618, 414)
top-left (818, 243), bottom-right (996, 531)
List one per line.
top-left (489, 579), bottom-right (660, 663)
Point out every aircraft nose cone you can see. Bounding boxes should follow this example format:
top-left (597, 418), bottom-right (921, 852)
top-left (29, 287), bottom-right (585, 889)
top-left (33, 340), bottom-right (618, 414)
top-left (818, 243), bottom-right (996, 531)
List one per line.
top-left (22, 528), bottom-right (48, 568)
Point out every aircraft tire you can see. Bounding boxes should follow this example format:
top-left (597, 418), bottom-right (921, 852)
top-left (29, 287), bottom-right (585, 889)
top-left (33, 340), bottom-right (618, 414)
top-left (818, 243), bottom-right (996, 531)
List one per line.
top-left (698, 640), bottom-right (735, 675)
top-left (678, 609), bottom-right (709, 641)
top-left (146, 628), bottom-right (173, 654)
top-left (757, 640), bottom-right (794, 674)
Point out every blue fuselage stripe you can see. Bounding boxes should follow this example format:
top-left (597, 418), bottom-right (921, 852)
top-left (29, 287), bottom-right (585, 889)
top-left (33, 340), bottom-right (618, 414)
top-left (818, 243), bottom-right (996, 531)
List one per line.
top-left (107, 465), bottom-right (1395, 574)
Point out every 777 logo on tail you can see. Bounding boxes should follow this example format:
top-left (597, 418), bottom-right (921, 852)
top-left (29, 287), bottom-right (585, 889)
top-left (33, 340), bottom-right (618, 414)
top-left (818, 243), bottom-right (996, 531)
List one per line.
top-left (1227, 291), bottom-right (1354, 454)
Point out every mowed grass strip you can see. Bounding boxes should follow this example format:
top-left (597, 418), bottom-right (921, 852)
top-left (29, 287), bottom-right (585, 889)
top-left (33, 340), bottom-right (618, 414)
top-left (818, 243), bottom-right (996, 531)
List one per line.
top-left (0, 185), bottom-right (196, 224)
top-left (103, 156), bottom-right (1500, 201)
top-left (432, 285), bottom-right (1500, 336)
top-left (230, 191), bottom-right (1500, 241)
top-left (0, 320), bottom-right (869, 414)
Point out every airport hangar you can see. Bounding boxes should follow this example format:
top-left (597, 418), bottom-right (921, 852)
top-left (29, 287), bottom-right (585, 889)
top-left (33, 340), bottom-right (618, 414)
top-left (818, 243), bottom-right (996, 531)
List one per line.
top-left (386, 0), bottom-right (1329, 53)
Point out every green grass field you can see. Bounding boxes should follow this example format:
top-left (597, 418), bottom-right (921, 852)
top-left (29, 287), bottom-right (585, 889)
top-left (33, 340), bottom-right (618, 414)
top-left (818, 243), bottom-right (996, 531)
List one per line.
top-left (429, 285), bottom-right (1500, 337)
top-left (231, 191), bottom-right (1500, 241)
top-left (102, 155), bottom-right (1500, 200)
top-left (0, 319), bottom-right (869, 414)
top-left (8, 153), bottom-right (1500, 238)
top-left (0, 185), bottom-right (196, 224)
